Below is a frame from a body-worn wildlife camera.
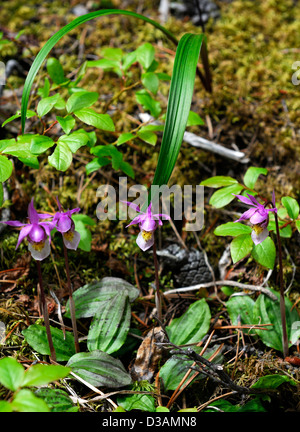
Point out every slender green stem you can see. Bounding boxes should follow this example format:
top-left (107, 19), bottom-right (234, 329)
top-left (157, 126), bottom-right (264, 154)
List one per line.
top-left (36, 261), bottom-right (56, 362)
top-left (152, 238), bottom-right (162, 322)
top-left (63, 242), bottom-right (80, 353)
top-left (274, 212), bottom-right (289, 358)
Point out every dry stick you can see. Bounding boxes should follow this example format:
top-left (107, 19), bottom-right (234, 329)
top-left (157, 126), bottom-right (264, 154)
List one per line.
top-left (163, 280), bottom-right (277, 301)
top-left (274, 212), bottom-right (289, 358)
top-left (152, 239), bottom-right (162, 322)
top-left (197, 391), bottom-right (235, 412)
top-left (36, 261), bottom-right (56, 362)
top-left (63, 243), bottom-right (80, 353)
top-left (166, 331), bottom-right (215, 409)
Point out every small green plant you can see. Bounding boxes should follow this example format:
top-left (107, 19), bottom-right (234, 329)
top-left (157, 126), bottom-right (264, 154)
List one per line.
top-left (201, 166), bottom-right (300, 357)
top-left (0, 357), bottom-right (72, 412)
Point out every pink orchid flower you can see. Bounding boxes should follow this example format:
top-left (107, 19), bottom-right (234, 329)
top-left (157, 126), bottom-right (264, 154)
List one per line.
top-left (53, 197), bottom-right (81, 250)
top-left (233, 191), bottom-right (277, 245)
top-left (123, 201), bottom-right (170, 251)
top-left (1, 198), bottom-right (55, 260)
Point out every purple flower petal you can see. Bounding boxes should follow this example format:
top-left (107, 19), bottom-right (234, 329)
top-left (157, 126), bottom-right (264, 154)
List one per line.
top-left (233, 194), bottom-right (255, 206)
top-left (125, 215), bottom-right (143, 228)
top-left (2, 220), bottom-right (26, 227)
top-left (121, 200), bottom-right (141, 213)
top-left (39, 222), bottom-right (56, 240)
top-left (68, 208), bottom-right (80, 215)
top-left (272, 190), bottom-right (276, 208)
top-left (37, 213), bottom-right (54, 220)
top-left (140, 217), bottom-right (157, 232)
top-left (28, 198), bottom-right (39, 224)
top-left (249, 211), bottom-right (268, 224)
top-left (28, 224), bottom-right (47, 244)
top-left (56, 214), bottom-right (72, 233)
top-left (234, 207), bottom-right (257, 222)
top-left (16, 224), bottom-right (33, 249)
top-left (56, 196), bottom-right (63, 212)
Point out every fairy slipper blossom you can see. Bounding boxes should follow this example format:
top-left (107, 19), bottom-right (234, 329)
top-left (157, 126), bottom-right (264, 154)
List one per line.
top-left (233, 192), bottom-right (277, 245)
top-left (1, 198), bottom-right (55, 260)
top-left (123, 201), bottom-right (170, 251)
top-left (53, 197), bottom-right (81, 250)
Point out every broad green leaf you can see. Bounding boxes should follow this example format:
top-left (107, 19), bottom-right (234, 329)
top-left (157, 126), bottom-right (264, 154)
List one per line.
top-left (251, 374), bottom-right (297, 390)
top-left (151, 33), bottom-right (205, 200)
top-left (46, 57), bottom-right (67, 85)
top-left (200, 176), bottom-right (238, 188)
top-left (85, 157), bottom-right (111, 175)
top-left (48, 141), bottom-right (73, 171)
top-left (35, 388), bottom-right (78, 412)
top-left (214, 222), bottom-right (252, 237)
top-left (37, 93), bottom-right (61, 117)
top-left (135, 90), bottom-right (161, 118)
top-left (119, 160), bottom-right (135, 179)
top-left (72, 214), bottom-right (96, 226)
top-left (209, 184), bottom-right (244, 209)
top-left (20, 10), bottom-right (178, 133)
top-left (226, 296), bottom-right (256, 335)
top-left (74, 108), bottom-right (115, 131)
top-left (251, 236), bottom-right (276, 269)
top-left (29, 135), bottom-right (55, 155)
top-left (160, 345), bottom-right (222, 391)
top-left (253, 290), bottom-right (300, 352)
top-left (0, 155), bottom-right (13, 182)
top-left (204, 398), bottom-right (266, 412)
top-left (0, 357), bottom-right (25, 391)
top-left (2, 135), bottom-right (33, 158)
top-left (137, 130), bottom-right (157, 146)
top-left (267, 219), bottom-right (292, 238)
top-left (58, 130), bottom-right (89, 153)
top-left (66, 90), bottom-right (99, 113)
top-left (56, 115), bottom-right (75, 135)
top-left (21, 364), bottom-right (71, 387)
top-left (230, 234), bottom-right (253, 263)
top-left (19, 155), bottom-right (39, 169)
top-left (122, 50), bottom-right (137, 71)
top-left (0, 183), bottom-right (3, 207)
top-left (166, 298), bottom-right (210, 345)
top-left (116, 132), bottom-right (135, 146)
top-left (22, 324), bottom-right (75, 361)
top-left (141, 71), bottom-right (159, 94)
top-left (72, 219), bottom-right (92, 252)
top-left (243, 167), bottom-right (268, 190)
top-left (2, 109), bottom-right (36, 127)
top-left (136, 43), bottom-right (155, 70)
top-left (37, 77), bottom-right (50, 98)
top-left (67, 350), bottom-right (132, 388)
top-left (87, 59), bottom-right (122, 76)
top-left (0, 138), bottom-right (17, 152)
top-left (87, 292), bottom-right (131, 353)
top-left (65, 277), bottom-right (139, 319)
top-left (187, 110), bottom-right (205, 126)
top-left (117, 394), bottom-right (155, 412)
top-left (101, 47), bottom-right (123, 61)
top-left (0, 401), bottom-right (12, 412)
top-left (281, 196), bottom-right (299, 220)
top-left (296, 220), bottom-right (300, 233)
top-left (11, 389), bottom-right (49, 412)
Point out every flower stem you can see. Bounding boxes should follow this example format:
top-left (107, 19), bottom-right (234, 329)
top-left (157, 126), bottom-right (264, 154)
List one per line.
top-left (63, 243), bottom-right (80, 353)
top-left (274, 212), bottom-right (289, 358)
top-left (152, 239), bottom-right (162, 322)
top-left (36, 261), bottom-right (56, 362)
